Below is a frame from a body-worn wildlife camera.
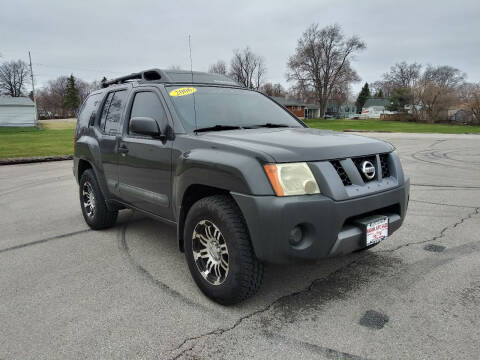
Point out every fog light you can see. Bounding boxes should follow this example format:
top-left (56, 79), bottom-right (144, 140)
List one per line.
top-left (289, 226), bottom-right (303, 245)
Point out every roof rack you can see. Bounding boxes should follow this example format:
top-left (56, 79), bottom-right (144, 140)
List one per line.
top-left (101, 68), bottom-right (242, 88)
top-left (101, 69), bottom-right (164, 88)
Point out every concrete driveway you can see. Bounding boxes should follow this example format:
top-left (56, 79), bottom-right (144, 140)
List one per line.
top-left (0, 133), bottom-right (479, 359)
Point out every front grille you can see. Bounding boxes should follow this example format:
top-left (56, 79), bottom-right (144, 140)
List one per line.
top-left (379, 153), bottom-right (390, 178)
top-left (331, 160), bottom-right (352, 186)
top-left (352, 155), bottom-right (377, 182)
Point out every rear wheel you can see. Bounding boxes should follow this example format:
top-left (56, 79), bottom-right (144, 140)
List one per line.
top-left (184, 195), bottom-right (264, 305)
top-left (79, 169), bottom-right (118, 230)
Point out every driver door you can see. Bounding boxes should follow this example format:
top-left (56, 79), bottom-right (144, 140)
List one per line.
top-left (117, 89), bottom-right (173, 220)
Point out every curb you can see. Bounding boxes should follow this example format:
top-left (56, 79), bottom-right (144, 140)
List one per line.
top-left (343, 129), bottom-right (392, 133)
top-left (0, 155), bottom-right (73, 166)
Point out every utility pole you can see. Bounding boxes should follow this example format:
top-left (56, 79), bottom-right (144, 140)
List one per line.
top-left (28, 51), bottom-right (38, 127)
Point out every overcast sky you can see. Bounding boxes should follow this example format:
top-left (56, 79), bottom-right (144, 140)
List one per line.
top-left (1, 0), bottom-right (479, 95)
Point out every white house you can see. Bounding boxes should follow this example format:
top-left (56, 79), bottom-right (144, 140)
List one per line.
top-left (360, 98), bottom-right (395, 119)
top-left (0, 96), bottom-right (36, 126)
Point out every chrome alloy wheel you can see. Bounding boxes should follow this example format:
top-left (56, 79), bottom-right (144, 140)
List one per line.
top-left (82, 181), bottom-right (96, 218)
top-left (192, 220), bottom-right (229, 285)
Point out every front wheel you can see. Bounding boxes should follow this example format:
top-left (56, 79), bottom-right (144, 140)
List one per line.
top-left (184, 195), bottom-right (264, 305)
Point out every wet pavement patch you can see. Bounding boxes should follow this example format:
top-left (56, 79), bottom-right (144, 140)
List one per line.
top-left (424, 244), bottom-right (446, 253)
top-left (359, 310), bottom-right (389, 329)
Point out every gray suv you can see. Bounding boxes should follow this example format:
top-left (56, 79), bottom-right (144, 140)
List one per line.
top-left (74, 69), bottom-right (409, 304)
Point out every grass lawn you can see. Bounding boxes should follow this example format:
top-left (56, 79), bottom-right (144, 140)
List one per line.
top-left (1, 118), bottom-right (479, 160)
top-left (305, 118), bottom-right (480, 134)
top-left (0, 120), bottom-right (76, 159)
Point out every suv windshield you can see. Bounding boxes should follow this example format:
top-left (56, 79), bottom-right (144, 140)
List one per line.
top-left (167, 86), bottom-right (303, 132)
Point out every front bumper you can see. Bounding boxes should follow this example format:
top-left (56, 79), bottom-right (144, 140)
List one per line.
top-left (232, 179), bottom-right (409, 264)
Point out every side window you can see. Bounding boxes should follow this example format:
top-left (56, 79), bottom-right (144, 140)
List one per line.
top-left (77, 93), bottom-right (100, 127)
top-left (128, 91), bottom-right (167, 135)
top-left (104, 90), bottom-right (128, 135)
top-left (99, 92), bottom-right (114, 131)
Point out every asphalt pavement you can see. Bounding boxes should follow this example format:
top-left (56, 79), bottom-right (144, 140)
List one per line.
top-left (0, 133), bottom-right (479, 359)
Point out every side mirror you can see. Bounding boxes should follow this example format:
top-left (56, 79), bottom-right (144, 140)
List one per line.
top-left (129, 117), bottom-right (160, 137)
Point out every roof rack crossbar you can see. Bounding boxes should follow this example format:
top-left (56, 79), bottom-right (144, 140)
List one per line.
top-left (101, 69), bottom-right (163, 88)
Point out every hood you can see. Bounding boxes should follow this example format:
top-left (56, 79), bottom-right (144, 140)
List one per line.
top-left (199, 127), bottom-right (394, 162)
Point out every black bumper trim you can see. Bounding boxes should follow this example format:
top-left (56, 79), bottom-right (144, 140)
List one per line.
top-left (232, 179), bottom-right (409, 264)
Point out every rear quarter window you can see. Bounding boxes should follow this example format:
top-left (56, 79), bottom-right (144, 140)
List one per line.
top-left (99, 90), bottom-right (128, 135)
top-left (77, 93), bottom-right (101, 127)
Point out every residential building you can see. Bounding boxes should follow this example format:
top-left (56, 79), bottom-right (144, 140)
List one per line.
top-left (0, 96), bottom-right (36, 126)
top-left (271, 96), bottom-right (306, 118)
top-left (360, 98), bottom-right (393, 119)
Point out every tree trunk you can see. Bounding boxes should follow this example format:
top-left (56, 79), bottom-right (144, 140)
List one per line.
top-left (319, 98), bottom-right (328, 118)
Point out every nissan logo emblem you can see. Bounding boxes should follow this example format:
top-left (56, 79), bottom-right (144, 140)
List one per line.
top-left (361, 161), bottom-right (376, 180)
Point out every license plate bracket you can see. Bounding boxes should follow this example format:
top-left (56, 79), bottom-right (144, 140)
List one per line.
top-left (354, 215), bottom-right (389, 247)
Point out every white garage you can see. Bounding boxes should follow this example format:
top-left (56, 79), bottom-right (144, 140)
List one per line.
top-left (0, 96), bottom-right (36, 126)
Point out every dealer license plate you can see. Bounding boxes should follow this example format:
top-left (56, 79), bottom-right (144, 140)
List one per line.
top-left (366, 217), bottom-right (388, 246)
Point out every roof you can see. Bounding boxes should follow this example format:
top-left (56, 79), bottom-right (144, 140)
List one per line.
top-left (0, 96), bottom-right (35, 107)
top-left (271, 96), bottom-right (307, 107)
top-left (363, 98), bottom-right (390, 108)
top-left (102, 68), bottom-right (241, 88)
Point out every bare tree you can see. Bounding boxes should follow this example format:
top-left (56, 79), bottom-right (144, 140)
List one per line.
top-left (208, 60), bottom-right (227, 75)
top-left (229, 47), bottom-right (266, 90)
top-left (458, 82), bottom-right (480, 124)
top-left (383, 62), bottom-right (422, 89)
top-left (287, 24), bottom-right (365, 117)
top-left (416, 65), bottom-right (465, 122)
top-left (36, 76), bottom-right (69, 118)
top-left (260, 82), bottom-right (286, 97)
top-left (0, 60), bottom-right (30, 97)
top-left (76, 78), bottom-right (98, 102)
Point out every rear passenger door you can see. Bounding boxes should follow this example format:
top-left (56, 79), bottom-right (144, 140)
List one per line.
top-left (117, 88), bottom-right (173, 220)
top-left (95, 89), bottom-right (129, 194)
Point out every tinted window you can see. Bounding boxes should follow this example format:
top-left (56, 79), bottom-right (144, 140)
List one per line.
top-left (129, 92), bottom-right (167, 134)
top-left (99, 92), bottom-right (114, 131)
top-left (78, 93), bottom-right (100, 127)
top-left (167, 86), bottom-right (302, 132)
top-left (99, 90), bottom-right (128, 135)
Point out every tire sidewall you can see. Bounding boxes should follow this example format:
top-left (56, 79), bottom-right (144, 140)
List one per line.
top-left (184, 199), bottom-right (247, 303)
top-left (79, 169), bottom-right (106, 228)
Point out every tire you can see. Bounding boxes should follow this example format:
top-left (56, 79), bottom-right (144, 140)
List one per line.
top-left (184, 195), bottom-right (264, 305)
top-left (79, 169), bottom-right (118, 230)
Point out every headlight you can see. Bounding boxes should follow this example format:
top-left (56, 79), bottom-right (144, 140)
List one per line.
top-left (264, 162), bottom-right (320, 196)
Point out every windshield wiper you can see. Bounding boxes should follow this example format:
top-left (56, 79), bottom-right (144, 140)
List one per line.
top-left (194, 125), bottom-right (243, 133)
top-left (248, 123), bottom-right (291, 129)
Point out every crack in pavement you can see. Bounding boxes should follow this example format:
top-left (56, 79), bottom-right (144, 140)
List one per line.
top-left (0, 228), bottom-right (91, 254)
top-left (165, 254), bottom-right (369, 360)
top-left (377, 207), bottom-right (479, 253)
top-left (411, 183), bottom-right (480, 189)
top-left (410, 199), bottom-right (479, 209)
top-left (165, 206), bottom-right (480, 359)
top-left (266, 333), bottom-right (368, 360)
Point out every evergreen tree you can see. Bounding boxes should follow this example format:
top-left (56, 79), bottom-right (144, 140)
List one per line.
top-left (386, 87), bottom-right (411, 112)
top-left (355, 82), bottom-right (370, 113)
top-left (64, 74), bottom-right (80, 114)
top-left (374, 89), bottom-right (384, 98)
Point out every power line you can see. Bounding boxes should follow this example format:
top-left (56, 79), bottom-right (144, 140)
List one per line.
top-left (33, 62), bottom-right (125, 75)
